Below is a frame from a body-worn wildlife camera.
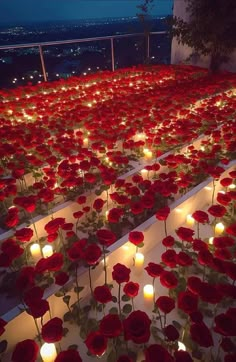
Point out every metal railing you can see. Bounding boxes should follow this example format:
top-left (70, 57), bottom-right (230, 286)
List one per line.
top-left (0, 31), bottom-right (167, 82)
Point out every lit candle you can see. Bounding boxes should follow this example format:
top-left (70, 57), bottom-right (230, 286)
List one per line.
top-left (145, 151), bottom-right (153, 159)
top-left (141, 169), bottom-right (148, 178)
top-left (186, 214), bottom-right (195, 227)
top-left (178, 341), bottom-right (186, 351)
top-left (143, 284), bottom-right (154, 307)
top-left (40, 343), bottom-right (57, 362)
top-left (229, 184), bottom-right (236, 189)
top-left (209, 237), bottom-right (214, 245)
top-left (135, 252), bottom-right (144, 274)
top-left (83, 137), bottom-right (88, 147)
top-left (42, 245), bottom-right (53, 258)
top-left (215, 222), bottom-right (225, 235)
top-left (30, 243), bottom-right (41, 263)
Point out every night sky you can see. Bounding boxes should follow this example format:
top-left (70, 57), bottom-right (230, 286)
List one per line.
top-left (0, 0), bottom-right (173, 24)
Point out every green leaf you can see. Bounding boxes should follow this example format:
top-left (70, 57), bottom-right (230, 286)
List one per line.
top-left (63, 311), bottom-right (73, 322)
top-left (109, 307), bottom-right (118, 314)
top-left (54, 291), bottom-right (64, 297)
top-left (112, 296), bottom-right (118, 303)
top-left (122, 294), bottom-right (130, 302)
top-left (74, 286), bottom-right (84, 293)
top-left (172, 320), bottom-right (182, 331)
top-left (0, 340), bottom-right (7, 354)
top-left (63, 327), bottom-right (69, 336)
top-left (63, 295), bottom-right (71, 306)
top-left (122, 304), bottom-right (132, 314)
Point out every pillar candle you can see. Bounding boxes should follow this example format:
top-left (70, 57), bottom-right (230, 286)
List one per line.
top-left (40, 343), bottom-right (57, 362)
top-left (30, 243), bottom-right (41, 263)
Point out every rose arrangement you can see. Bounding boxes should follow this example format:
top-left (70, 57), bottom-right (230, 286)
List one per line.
top-left (0, 65), bottom-right (236, 361)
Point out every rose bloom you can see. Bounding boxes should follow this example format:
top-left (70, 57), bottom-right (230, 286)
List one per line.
top-left (226, 222), bottom-right (236, 237)
top-left (16, 266), bottom-right (35, 291)
top-left (145, 344), bottom-right (173, 362)
top-left (123, 282), bottom-right (139, 298)
top-left (192, 210), bottom-right (209, 224)
top-left (43, 252), bottom-right (64, 272)
top-left (161, 249), bottom-right (177, 268)
top-left (220, 177), bottom-right (233, 187)
top-left (55, 272), bottom-right (69, 286)
top-left (44, 217), bottom-right (65, 234)
top-left (187, 276), bottom-right (202, 295)
top-left (123, 310), bottom-right (151, 344)
top-left (217, 192), bottom-right (231, 206)
top-left (155, 206), bottom-right (170, 221)
top-left (107, 208), bottom-right (123, 223)
top-left (93, 198), bottom-right (105, 211)
top-left (55, 350), bottom-right (82, 362)
top-left (178, 291), bottom-right (198, 314)
top-left (93, 285), bottom-right (112, 304)
top-left (112, 263), bottom-right (131, 284)
top-left (176, 227), bottom-right (194, 242)
top-left (213, 236), bottom-right (235, 248)
top-left (85, 331), bottom-right (107, 356)
top-left (160, 270), bottom-right (178, 289)
top-left (155, 296), bottom-right (175, 314)
top-left (164, 324), bottom-right (179, 341)
top-left (15, 227), bottom-right (34, 242)
top-left (128, 231), bottom-right (144, 246)
top-left (176, 251), bottom-right (193, 266)
top-left (214, 313), bottom-right (236, 336)
top-left (99, 314), bottom-right (122, 337)
top-left (84, 244), bottom-right (102, 265)
top-left (42, 317), bottom-right (63, 343)
top-left (145, 262), bottom-right (163, 278)
top-left (11, 339), bottom-right (39, 362)
top-left (96, 229), bottom-right (116, 246)
top-left (190, 322), bottom-right (213, 347)
top-left (24, 286), bottom-right (44, 306)
top-left (28, 299), bottom-right (49, 319)
top-left (162, 235), bottom-right (175, 248)
top-left (117, 355), bottom-right (133, 362)
top-left (208, 204), bottom-right (227, 218)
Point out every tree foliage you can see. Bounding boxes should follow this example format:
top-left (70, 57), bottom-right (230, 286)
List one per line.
top-left (172, 0), bottom-right (236, 72)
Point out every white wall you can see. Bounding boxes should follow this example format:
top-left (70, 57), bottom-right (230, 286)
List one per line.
top-left (171, 0), bottom-right (236, 72)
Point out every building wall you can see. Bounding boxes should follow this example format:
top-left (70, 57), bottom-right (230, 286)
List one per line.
top-left (171, 0), bottom-right (236, 72)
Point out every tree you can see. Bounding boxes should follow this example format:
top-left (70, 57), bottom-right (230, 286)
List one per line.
top-left (171, 0), bottom-right (236, 72)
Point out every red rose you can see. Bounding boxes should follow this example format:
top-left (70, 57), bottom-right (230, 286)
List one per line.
top-left (1, 238), bottom-right (24, 260)
top-left (55, 350), bottom-right (82, 362)
top-left (220, 337), bottom-right (235, 352)
top-left (192, 238), bottom-right (208, 252)
top-left (67, 239), bottom-right (86, 261)
top-left (47, 233), bottom-right (58, 242)
top-left (198, 249), bottom-right (213, 266)
top-left (161, 249), bottom-right (177, 268)
top-left (5, 207), bottom-right (19, 227)
top-left (217, 192), bottom-right (231, 206)
top-left (176, 251), bottom-right (193, 266)
top-left (145, 262), bottom-right (163, 278)
top-left (220, 177), bottom-right (233, 187)
top-left (123, 310), bottom-right (151, 344)
top-left (84, 244), bottom-right (102, 265)
top-left (24, 286), bottom-right (44, 306)
top-left (128, 231), bottom-right (144, 246)
top-left (112, 263), bottom-right (131, 284)
top-left (15, 227), bottom-right (34, 242)
top-left (107, 208), bottom-right (123, 223)
top-left (96, 229), bottom-right (116, 246)
top-left (73, 211), bottom-right (84, 219)
top-left (77, 195), bottom-right (86, 204)
top-left (16, 266), bottom-right (35, 291)
top-left (190, 323), bottom-right (213, 347)
top-left (225, 223), bottom-right (236, 237)
top-left (85, 331), bottom-right (107, 356)
top-left (93, 198), bottom-right (105, 211)
top-left (174, 350), bottom-right (193, 362)
top-left (160, 270), bottom-right (178, 289)
top-left (42, 317), bottom-right (63, 343)
top-left (14, 195), bottom-right (36, 213)
top-left (94, 285), bottom-right (112, 304)
top-left (225, 353), bottom-right (236, 362)
top-left (187, 276), bottom-right (202, 295)
top-left (123, 282), bottom-right (139, 298)
top-left (213, 236), bottom-right (235, 248)
top-left (28, 299), bottom-right (49, 319)
top-left (164, 324), bottom-right (179, 341)
top-left (214, 313), bottom-right (236, 336)
top-left (55, 272), bottom-right (69, 286)
top-left (12, 339), bottom-right (39, 362)
top-left (145, 344), bottom-right (173, 362)
top-left (0, 318), bottom-right (7, 336)
top-left (178, 291), bottom-right (198, 314)
top-left (155, 206), bottom-right (170, 221)
top-left (44, 253), bottom-right (64, 272)
top-left (44, 218), bottom-right (65, 234)
top-left (155, 296), bottom-right (175, 314)
top-left (176, 227), bottom-right (194, 242)
top-left (162, 235), bottom-right (175, 247)
top-left (208, 204), bottom-right (227, 217)
top-left (99, 314), bottom-right (122, 337)
top-left (130, 201), bottom-right (144, 215)
top-left (192, 210), bottom-right (209, 224)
